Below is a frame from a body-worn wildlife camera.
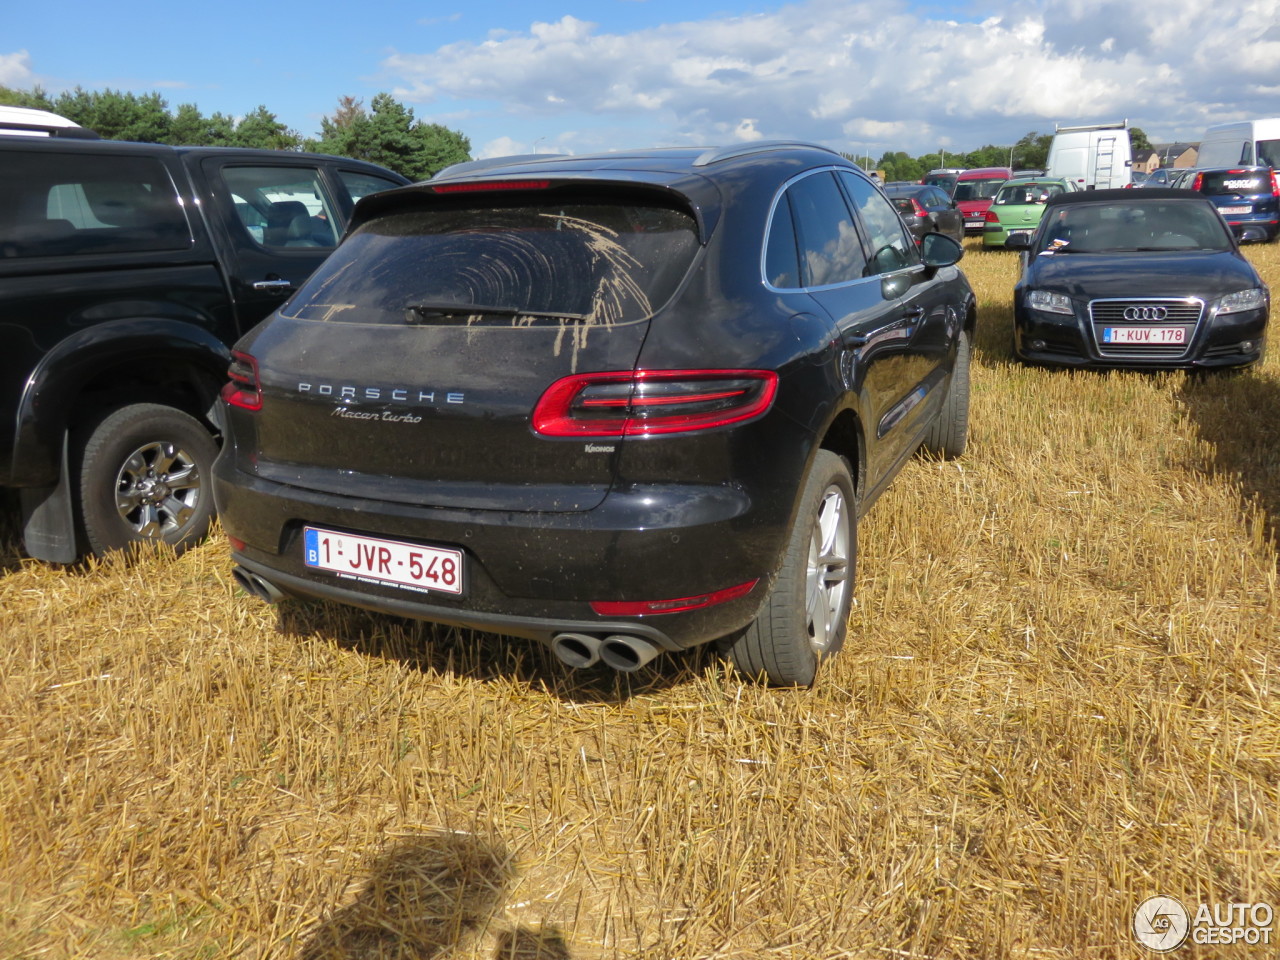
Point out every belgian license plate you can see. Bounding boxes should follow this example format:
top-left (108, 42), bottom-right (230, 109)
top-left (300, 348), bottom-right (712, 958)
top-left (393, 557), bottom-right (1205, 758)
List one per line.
top-left (303, 526), bottom-right (463, 595)
top-left (1103, 326), bottom-right (1185, 344)
top-left (1008, 229), bottom-right (1032, 237)
top-left (1220, 205), bottom-right (1250, 215)
top-left (965, 218), bottom-right (984, 228)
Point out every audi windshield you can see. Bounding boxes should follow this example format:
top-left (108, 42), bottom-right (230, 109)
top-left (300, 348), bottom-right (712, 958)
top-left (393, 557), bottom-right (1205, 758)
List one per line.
top-left (1034, 200), bottom-right (1234, 254)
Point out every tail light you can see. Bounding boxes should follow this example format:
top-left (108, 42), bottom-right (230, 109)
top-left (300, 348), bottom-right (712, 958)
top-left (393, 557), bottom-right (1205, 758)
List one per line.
top-left (911, 199), bottom-right (929, 219)
top-left (1191, 172), bottom-right (1203, 191)
top-left (221, 350), bottom-right (262, 411)
top-left (1271, 170), bottom-right (1279, 198)
top-left (532, 369), bottom-right (778, 438)
top-left (984, 209), bottom-right (1000, 223)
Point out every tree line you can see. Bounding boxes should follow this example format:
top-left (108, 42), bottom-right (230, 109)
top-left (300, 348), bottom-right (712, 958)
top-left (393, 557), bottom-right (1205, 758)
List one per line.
top-left (848, 128), bottom-right (1155, 182)
top-left (0, 85), bottom-right (471, 182)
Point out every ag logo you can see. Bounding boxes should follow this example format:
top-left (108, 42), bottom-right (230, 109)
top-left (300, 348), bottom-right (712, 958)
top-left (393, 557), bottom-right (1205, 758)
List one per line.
top-left (1134, 896), bottom-right (1190, 952)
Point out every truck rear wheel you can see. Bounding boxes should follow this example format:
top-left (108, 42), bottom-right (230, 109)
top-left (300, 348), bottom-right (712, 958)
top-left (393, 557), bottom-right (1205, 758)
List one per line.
top-left (76, 403), bottom-right (218, 557)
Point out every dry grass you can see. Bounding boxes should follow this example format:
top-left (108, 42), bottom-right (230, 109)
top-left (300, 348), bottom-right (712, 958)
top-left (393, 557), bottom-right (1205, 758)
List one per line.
top-left (2, 241), bottom-right (1279, 959)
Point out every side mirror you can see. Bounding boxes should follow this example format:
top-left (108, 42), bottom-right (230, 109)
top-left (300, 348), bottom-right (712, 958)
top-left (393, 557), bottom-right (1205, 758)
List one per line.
top-left (1005, 233), bottom-right (1033, 251)
top-left (1235, 225), bottom-right (1267, 244)
top-left (920, 232), bottom-right (963, 266)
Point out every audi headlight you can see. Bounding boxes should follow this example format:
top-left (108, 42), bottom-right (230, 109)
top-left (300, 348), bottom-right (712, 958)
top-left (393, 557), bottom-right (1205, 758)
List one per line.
top-left (1217, 287), bottom-right (1266, 315)
top-left (1026, 290), bottom-right (1074, 315)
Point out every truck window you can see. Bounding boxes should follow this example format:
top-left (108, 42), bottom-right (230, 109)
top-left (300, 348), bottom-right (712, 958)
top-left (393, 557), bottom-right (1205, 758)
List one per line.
top-left (220, 166), bottom-right (339, 248)
top-left (0, 152), bottom-right (190, 258)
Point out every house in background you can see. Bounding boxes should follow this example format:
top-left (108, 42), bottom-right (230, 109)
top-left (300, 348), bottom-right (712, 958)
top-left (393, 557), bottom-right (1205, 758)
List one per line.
top-left (1153, 142), bottom-right (1199, 168)
top-left (1132, 148), bottom-right (1160, 174)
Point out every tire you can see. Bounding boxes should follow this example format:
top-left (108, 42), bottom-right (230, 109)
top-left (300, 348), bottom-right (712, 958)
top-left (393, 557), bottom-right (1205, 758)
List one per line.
top-left (721, 450), bottom-right (856, 687)
top-left (921, 328), bottom-right (971, 459)
top-left (75, 402), bottom-right (219, 557)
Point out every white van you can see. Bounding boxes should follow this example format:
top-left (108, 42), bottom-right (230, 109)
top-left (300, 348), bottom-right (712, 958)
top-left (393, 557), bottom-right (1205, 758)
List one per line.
top-left (1046, 120), bottom-right (1132, 190)
top-left (1196, 118), bottom-right (1280, 168)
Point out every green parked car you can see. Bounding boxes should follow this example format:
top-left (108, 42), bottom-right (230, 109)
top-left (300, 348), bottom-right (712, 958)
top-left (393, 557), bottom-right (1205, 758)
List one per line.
top-left (982, 177), bottom-right (1079, 248)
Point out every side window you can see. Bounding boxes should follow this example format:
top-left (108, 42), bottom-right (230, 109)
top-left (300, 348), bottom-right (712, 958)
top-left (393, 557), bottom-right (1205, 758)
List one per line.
top-left (786, 171), bottom-right (867, 287)
top-left (764, 193), bottom-right (800, 288)
top-left (0, 151), bottom-right (190, 258)
top-left (1241, 142), bottom-right (1255, 165)
top-left (220, 166), bottom-right (339, 249)
top-left (339, 170), bottom-right (404, 202)
top-left (839, 171), bottom-right (920, 275)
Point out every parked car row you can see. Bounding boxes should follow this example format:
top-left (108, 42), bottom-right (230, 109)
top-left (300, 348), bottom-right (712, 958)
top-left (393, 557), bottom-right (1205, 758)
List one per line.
top-left (3, 108), bottom-right (1271, 688)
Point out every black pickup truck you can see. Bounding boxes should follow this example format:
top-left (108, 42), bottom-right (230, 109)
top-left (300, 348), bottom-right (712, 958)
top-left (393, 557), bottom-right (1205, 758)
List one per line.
top-left (0, 135), bottom-right (409, 561)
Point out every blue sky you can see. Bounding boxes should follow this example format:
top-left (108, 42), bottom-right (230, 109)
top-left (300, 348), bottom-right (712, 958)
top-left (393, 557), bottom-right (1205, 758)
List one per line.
top-left (4, 0), bottom-right (1277, 159)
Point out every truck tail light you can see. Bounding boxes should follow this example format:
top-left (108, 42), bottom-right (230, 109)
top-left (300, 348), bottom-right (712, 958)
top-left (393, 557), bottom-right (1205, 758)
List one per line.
top-left (532, 369), bottom-right (778, 438)
top-left (221, 350), bottom-right (262, 411)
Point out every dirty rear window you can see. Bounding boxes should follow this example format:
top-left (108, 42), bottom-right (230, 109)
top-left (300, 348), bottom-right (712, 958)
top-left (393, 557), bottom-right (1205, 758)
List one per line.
top-left (283, 200), bottom-right (700, 326)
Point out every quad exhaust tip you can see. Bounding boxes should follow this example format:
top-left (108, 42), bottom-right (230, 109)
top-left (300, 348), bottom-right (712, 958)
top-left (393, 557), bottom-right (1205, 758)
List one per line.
top-left (550, 632), bottom-right (665, 672)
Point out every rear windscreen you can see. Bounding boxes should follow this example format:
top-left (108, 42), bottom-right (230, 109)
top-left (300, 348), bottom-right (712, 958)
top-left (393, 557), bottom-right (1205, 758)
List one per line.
top-left (953, 178), bottom-right (1006, 201)
top-left (890, 197), bottom-right (915, 215)
top-left (994, 182), bottom-right (1067, 205)
top-left (283, 199), bottom-right (700, 326)
top-left (1200, 171), bottom-right (1271, 195)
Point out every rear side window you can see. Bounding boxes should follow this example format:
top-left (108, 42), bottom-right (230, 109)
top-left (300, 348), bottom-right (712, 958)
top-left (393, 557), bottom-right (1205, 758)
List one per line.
top-left (0, 151), bottom-right (190, 258)
top-left (221, 166), bottom-right (339, 248)
top-left (283, 198), bottom-right (700, 326)
top-left (780, 171), bottom-right (867, 288)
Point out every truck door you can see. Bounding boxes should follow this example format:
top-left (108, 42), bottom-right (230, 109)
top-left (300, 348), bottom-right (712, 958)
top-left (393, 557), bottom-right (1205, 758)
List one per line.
top-left (196, 157), bottom-right (344, 333)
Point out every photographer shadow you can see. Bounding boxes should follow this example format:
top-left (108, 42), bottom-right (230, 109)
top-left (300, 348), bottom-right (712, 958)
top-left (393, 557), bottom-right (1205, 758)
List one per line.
top-left (299, 832), bottom-right (571, 960)
top-left (1177, 369), bottom-right (1280, 549)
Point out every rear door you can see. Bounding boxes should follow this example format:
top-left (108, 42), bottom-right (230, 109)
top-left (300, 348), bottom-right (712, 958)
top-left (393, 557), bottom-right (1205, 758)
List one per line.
top-left (197, 156), bottom-right (345, 332)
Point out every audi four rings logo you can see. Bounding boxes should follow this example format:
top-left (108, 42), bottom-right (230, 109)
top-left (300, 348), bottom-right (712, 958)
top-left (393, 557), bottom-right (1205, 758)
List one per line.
top-left (1123, 306), bottom-right (1169, 321)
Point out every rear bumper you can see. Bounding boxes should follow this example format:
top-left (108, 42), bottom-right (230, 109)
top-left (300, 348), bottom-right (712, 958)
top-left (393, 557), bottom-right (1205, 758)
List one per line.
top-left (213, 457), bottom-right (786, 649)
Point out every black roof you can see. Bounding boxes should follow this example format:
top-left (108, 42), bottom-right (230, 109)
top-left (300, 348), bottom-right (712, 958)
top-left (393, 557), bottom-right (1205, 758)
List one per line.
top-left (1047, 187), bottom-right (1209, 206)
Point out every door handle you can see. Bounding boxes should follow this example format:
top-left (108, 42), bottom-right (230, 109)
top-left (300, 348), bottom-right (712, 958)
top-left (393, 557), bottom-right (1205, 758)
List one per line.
top-left (253, 279), bottom-right (294, 293)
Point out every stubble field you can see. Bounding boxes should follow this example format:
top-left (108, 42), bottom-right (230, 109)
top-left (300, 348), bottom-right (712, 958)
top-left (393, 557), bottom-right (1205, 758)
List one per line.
top-left (1, 239), bottom-right (1278, 959)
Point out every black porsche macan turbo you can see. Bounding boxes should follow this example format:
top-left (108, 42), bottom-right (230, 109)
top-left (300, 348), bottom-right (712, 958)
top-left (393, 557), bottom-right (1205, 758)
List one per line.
top-left (1008, 189), bottom-right (1269, 369)
top-left (213, 142), bottom-right (976, 686)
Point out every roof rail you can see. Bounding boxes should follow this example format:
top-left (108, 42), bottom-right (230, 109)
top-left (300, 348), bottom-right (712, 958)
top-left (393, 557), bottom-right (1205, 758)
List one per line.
top-left (692, 140), bottom-right (842, 167)
top-left (432, 154), bottom-right (567, 180)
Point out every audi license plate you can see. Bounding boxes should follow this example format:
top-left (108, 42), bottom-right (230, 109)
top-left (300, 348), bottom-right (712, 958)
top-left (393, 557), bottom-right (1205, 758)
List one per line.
top-left (303, 526), bottom-right (463, 595)
top-left (1103, 326), bottom-right (1186, 344)
top-left (1220, 205), bottom-right (1250, 215)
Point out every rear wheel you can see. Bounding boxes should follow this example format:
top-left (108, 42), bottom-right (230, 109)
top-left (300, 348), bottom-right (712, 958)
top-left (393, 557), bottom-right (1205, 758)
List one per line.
top-left (76, 402), bottom-right (218, 557)
top-left (921, 329), bottom-right (971, 459)
top-left (721, 450), bottom-right (855, 687)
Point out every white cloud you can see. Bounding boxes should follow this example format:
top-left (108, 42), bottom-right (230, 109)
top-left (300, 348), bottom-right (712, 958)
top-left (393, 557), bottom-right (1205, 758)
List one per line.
top-left (380, 0), bottom-right (1280, 154)
top-left (0, 50), bottom-right (36, 87)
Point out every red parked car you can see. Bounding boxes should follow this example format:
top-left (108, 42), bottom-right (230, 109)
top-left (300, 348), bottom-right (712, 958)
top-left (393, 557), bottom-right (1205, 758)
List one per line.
top-left (954, 166), bottom-right (1012, 233)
